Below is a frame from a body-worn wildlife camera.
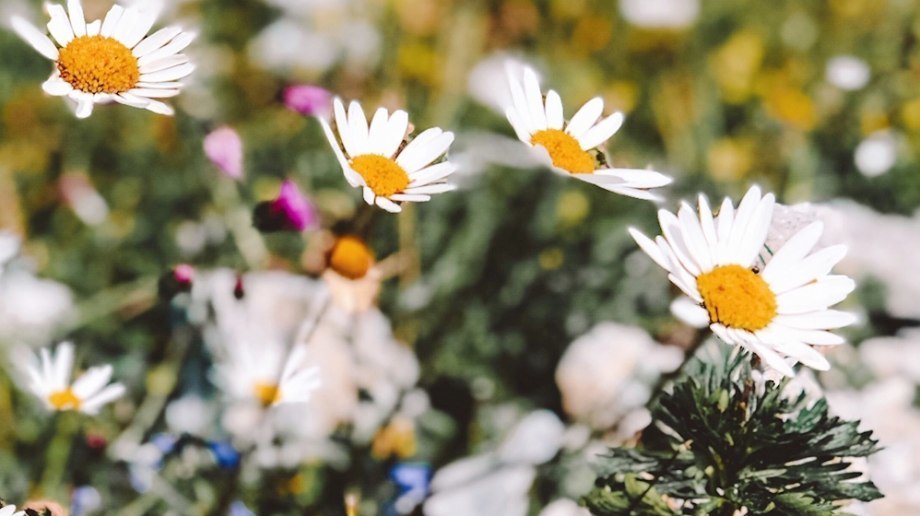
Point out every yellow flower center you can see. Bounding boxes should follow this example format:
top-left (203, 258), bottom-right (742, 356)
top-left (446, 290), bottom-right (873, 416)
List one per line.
top-left (48, 388), bottom-right (81, 411)
top-left (253, 381), bottom-right (281, 406)
top-left (328, 235), bottom-right (374, 280)
top-left (57, 35), bottom-right (140, 94)
top-left (350, 154), bottom-right (410, 197)
top-left (697, 264), bottom-right (777, 332)
top-left (530, 129), bottom-right (597, 174)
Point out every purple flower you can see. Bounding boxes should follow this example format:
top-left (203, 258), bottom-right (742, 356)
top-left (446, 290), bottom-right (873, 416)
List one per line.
top-left (203, 126), bottom-right (243, 179)
top-left (253, 180), bottom-right (319, 233)
top-left (283, 85), bottom-right (332, 118)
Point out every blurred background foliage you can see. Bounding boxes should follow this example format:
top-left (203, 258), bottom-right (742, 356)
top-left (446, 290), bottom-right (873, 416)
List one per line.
top-left (1, 0), bottom-right (919, 513)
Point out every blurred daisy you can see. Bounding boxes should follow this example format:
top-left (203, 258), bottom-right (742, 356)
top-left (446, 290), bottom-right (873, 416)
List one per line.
top-left (11, 0), bottom-right (195, 118)
top-left (503, 65), bottom-right (672, 200)
top-left (0, 505), bottom-right (25, 516)
top-left (23, 342), bottom-right (125, 414)
top-left (214, 339), bottom-right (321, 407)
top-left (320, 98), bottom-right (457, 213)
top-left (629, 186), bottom-right (857, 376)
top-left (322, 235), bottom-right (382, 313)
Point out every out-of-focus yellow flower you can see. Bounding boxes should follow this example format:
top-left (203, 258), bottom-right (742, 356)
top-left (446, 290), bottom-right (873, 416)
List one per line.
top-left (550, 0), bottom-right (587, 19)
top-left (830, 0), bottom-right (883, 19)
top-left (570, 16), bottom-right (613, 55)
top-left (539, 248), bottom-right (565, 270)
top-left (900, 98), bottom-right (920, 132)
top-left (372, 416), bottom-right (416, 459)
top-left (279, 473), bottom-right (306, 496)
top-left (709, 31), bottom-right (764, 103)
top-left (764, 87), bottom-right (816, 131)
top-left (707, 138), bottom-right (754, 181)
top-left (397, 0), bottom-right (442, 36)
top-left (556, 190), bottom-right (590, 227)
top-left (604, 81), bottom-right (639, 113)
top-left (397, 42), bottom-right (441, 86)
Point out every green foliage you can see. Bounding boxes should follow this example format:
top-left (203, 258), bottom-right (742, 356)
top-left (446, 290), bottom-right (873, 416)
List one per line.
top-left (585, 351), bottom-right (882, 515)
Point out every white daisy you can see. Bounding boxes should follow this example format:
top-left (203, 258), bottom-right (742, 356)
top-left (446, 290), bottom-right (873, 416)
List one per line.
top-left (628, 186), bottom-right (857, 376)
top-left (214, 338), bottom-right (321, 407)
top-left (23, 342), bottom-right (126, 414)
top-left (321, 234), bottom-right (382, 313)
top-left (11, 0), bottom-right (195, 118)
top-left (320, 98), bottom-right (457, 213)
top-left (503, 64), bottom-right (672, 200)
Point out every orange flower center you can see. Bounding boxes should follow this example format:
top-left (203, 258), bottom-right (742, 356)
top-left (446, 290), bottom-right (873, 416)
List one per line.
top-left (328, 236), bottom-right (374, 280)
top-left (696, 264), bottom-right (777, 332)
top-left (57, 35), bottom-right (140, 94)
top-left (48, 388), bottom-right (81, 411)
top-left (350, 154), bottom-right (410, 197)
top-left (530, 129), bottom-right (597, 174)
top-left (253, 381), bottom-right (281, 406)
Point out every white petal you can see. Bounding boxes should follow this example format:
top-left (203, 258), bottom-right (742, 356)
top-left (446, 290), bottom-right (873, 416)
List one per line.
top-left (111, 6), bottom-right (138, 44)
top-left (347, 101), bottom-right (370, 156)
top-left (726, 185), bottom-right (763, 263)
top-left (84, 19), bottom-right (100, 36)
top-left (71, 365), bottom-right (113, 399)
top-left (139, 62), bottom-right (195, 83)
top-left (367, 107), bottom-right (390, 154)
top-left (677, 202), bottom-right (712, 271)
top-left (46, 4), bottom-right (75, 46)
top-left (715, 197), bottom-right (734, 265)
top-left (320, 116), bottom-right (357, 185)
top-left (396, 132), bottom-right (454, 172)
top-left (544, 90), bottom-right (564, 130)
top-left (628, 227), bottom-right (671, 272)
top-left (408, 161), bottom-right (456, 187)
top-left (67, 0), bottom-right (86, 37)
top-left (522, 67), bottom-right (546, 130)
top-left (377, 110), bottom-right (409, 158)
top-left (597, 185), bottom-right (664, 201)
top-left (74, 93), bottom-right (95, 118)
top-left (578, 112), bottom-right (624, 151)
top-left (81, 383), bottom-right (126, 414)
top-left (128, 88), bottom-right (179, 98)
top-left (333, 98), bottom-right (357, 158)
top-left (136, 31), bottom-right (194, 64)
top-left (403, 183), bottom-right (456, 195)
top-left (390, 193), bottom-right (431, 202)
top-left (11, 17), bottom-right (59, 60)
top-left (362, 186), bottom-right (376, 205)
top-left (144, 99), bottom-right (174, 115)
top-left (376, 196), bottom-right (402, 213)
top-left (121, 8), bottom-right (157, 49)
top-left (99, 5), bottom-right (124, 37)
top-left (505, 107), bottom-right (532, 143)
top-left (776, 275), bottom-right (856, 314)
top-left (53, 342), bottom-right (74, 389)
top-left (138, 54), bottom-right (189, 74)
top-left (761, 222), bottom-right (824, 284)
top-left (42, 77), bottom-right (73, 96)
top-left (697, 194), bottom-right (719, 266)
top-left (745, 339), bottom-right (796, 377)
top-left (771, 310), bottom-right (857, 330)
top-left (565, 97), bottom-right (603, 140)
top-left (135, 81), bottom-right (183, 89)
top-left (395, 127), bottom-right (443, 168)
top-left (506, 64), bottom-right (534, 134)
top-left (113, 92), bottom-right (149, 108)
top-left (736, 193), bottom-right (774, 267)
top-left (765, 245), bottom-right (847, 294)
top-left (132, 26), bottom-right (181, 57)
top-left (659, 209), bottom-right (702, 276)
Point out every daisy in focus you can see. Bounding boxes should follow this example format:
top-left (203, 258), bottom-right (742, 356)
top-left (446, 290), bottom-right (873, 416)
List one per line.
top-left (320, 98), bottom-right (457, 213)
top-left (503, 64), bottom-right (672, 200)
top-left (214, 338), bottom-right (321, 407)
top-left (23, 342), bottom-right (126, 414)
top-left (11, 0), bottom-right (195, 118)
top-left (629, 186), bottom-right (857, 376)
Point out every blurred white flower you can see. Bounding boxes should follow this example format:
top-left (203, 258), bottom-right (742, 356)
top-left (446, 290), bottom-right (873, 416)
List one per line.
top-left (20, 341), bottom-right (125, 414)
top-left (556, 322), bottom-right (682, 429)
top-left (165, 394), bottom-right (216, 435)
top-left (619, 0), bottom-right (700, 29)
top-left (0, 270), bottom-right (74, 345)
top-left (854, 131), bottom-right (898, 177)
top-left (858, 329), bottom-right (920, 383)
top-left (825, 56), bottom-right (871, 91)
top-left (60, 172), bottom-right (109, 225)
top-left (0, 231), bottom-right (22, 272)
top-left (468, 53), bottom-right (527, 114)
top-left (540, 499), bottom-right (591, 516)
top-left (817, 201), bottom-right (920, 320)
top-left (426, 410), bottom-right (565, 516)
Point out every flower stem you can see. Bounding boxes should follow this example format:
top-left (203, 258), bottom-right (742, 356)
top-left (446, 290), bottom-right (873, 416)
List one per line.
top-left (38, 410), bottom-right (80, 500)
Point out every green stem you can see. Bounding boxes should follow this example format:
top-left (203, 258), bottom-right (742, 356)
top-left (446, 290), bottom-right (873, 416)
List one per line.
top-left (38, 410), bottom-right (80, 500)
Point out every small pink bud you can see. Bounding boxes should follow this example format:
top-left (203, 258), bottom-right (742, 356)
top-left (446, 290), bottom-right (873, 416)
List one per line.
top-left (203, 126), bottom-right (244, 179)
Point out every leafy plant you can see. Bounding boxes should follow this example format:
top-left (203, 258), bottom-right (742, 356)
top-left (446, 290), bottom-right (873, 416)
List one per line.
top-left (585, 349), bottom-right (882, 515)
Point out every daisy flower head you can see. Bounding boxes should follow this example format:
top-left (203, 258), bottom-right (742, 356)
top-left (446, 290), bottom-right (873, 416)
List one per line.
top-left (11, 0), bottom-right (195, 118)
top-left (320, 98), bottom-right (457, 213)
top-left (23, 342), bottom-right (126, 414)
top-left (321, 234), bottom-right (382, 313)
top-left (215, 339), bottom-right (321, 408)
top-left (628, 186), bottom-right (857, 376)
top-left (503, 64), bottom-right (672, 200)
